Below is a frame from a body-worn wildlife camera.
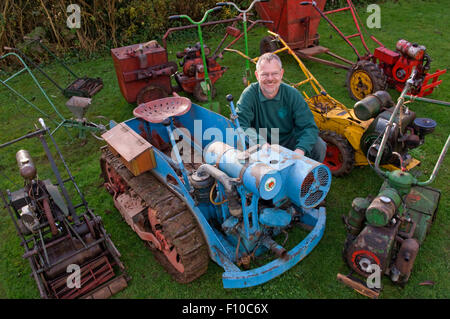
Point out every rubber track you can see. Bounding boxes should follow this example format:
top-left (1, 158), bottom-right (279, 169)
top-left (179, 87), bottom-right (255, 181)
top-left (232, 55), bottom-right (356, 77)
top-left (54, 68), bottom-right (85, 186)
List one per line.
top-left (100, 148), bottom-right (209, 283)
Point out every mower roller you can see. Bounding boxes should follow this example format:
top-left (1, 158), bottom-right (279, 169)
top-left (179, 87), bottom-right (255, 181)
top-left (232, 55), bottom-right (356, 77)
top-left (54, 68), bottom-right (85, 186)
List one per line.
top-left (228, 30), bottom-right (436, 176)
top-left (338, 70), bottom-right (449, 298)
top-left (99, 94), bottom-right (331, 288)
top-left (0, 119), bottom-right (129, 299)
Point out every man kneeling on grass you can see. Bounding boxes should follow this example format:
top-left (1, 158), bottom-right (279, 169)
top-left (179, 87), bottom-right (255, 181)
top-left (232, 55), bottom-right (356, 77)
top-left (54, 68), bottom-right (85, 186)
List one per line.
top-left (236, 52), bottom-right (326, 162)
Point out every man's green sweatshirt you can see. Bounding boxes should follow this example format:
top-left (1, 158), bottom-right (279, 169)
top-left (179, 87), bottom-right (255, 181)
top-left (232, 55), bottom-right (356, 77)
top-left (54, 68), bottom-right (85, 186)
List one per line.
top-left (236, 82), bottom-right (319, 156)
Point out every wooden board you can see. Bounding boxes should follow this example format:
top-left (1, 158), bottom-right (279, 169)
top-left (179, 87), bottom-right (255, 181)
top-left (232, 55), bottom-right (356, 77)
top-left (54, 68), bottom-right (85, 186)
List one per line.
top-left (102, 123), bottom-right (156, 176)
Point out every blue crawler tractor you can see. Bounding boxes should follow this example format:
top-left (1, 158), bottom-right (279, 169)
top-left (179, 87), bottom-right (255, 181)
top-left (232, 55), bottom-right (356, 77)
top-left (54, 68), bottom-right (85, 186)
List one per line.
top-left (100, 95), bottom-right (331, 288)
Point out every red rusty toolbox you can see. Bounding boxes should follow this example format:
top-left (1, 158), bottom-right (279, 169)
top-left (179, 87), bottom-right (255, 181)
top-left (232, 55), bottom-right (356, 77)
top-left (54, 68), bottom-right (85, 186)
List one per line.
top-left (255, 0), bottom-right (326, 49)
top-left (111, 41), bottom-right (177, 104)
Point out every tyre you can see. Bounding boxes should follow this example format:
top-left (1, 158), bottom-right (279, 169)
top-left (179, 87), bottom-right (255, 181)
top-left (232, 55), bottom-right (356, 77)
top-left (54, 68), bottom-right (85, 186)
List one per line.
top-left (136, 84), bottom-right (169, 105)
top-left (346, 60), bottom-right (387, 101)
top-left (259, 36), bottom-right (279, 55)
top-left (320, 130), bottom-right (355, 177)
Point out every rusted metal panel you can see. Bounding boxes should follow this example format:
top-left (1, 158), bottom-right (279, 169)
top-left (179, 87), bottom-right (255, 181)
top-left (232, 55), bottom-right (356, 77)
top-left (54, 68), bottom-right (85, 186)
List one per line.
top-left (255, 0), bottom-right (325, 48)
top-left (111, 42), bottom-right (175, 103)
top-left (345, 224), bottom-right (398, 276)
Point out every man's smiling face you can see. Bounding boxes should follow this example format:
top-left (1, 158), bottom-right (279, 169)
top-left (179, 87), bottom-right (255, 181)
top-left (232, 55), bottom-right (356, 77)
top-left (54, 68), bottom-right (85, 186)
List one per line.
top-left (255, 58), bottom-right (284, 99)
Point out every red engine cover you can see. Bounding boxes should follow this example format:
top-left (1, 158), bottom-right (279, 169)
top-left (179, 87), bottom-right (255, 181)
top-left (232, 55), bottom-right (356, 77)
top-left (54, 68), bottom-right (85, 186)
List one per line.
top-left (111, 42), bottom-right (174, 103)
top-left (374, 47), bottom-right (400, 65)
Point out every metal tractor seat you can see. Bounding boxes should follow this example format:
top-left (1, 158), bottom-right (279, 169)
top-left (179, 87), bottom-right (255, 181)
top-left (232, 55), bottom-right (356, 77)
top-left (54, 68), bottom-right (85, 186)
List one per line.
top-left (133, 96), bottom-right (192, 123)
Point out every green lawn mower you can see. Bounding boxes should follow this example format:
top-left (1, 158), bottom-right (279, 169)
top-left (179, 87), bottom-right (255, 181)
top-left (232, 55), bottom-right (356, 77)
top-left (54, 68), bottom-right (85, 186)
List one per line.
top-left (338, 69), bottom-right (449, 298)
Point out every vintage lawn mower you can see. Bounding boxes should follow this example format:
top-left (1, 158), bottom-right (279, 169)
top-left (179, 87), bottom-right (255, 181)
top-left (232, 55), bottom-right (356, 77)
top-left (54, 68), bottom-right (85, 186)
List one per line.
top-left (163, 0), bottom-right (272, 90)
top-left (229, 30), bottom-right (435, 176)
top-left (0, 119), bottom-right (129, 299)
top-left (255, 0), bottom-right (446, 102)
top-left (99, 94), bottom-right (331, 288)
top-left (337, 70), bottom-right (449, 298)
top-left (113, 5), bottom-right (270, 107)
top-left (111, 7), bottom-right (227, 112)
top-left (168, 6), bottom-right (228, 113)
top-left (172, 41), bottom-right (227, 104)
top-left (5, 37), bottom-right (103, 98)
top-left (0, 52), bottom-right (109, 140)
top-left (298, 0), bottom-right (447, 101)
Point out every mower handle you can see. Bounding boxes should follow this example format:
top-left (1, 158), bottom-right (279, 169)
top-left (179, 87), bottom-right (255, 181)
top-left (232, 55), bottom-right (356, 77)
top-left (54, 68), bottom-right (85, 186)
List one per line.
top-left (217, 0), bottom-right (268, 14)
top-left (169, 6), bottom-right (222, 24)
top-left (300, 1), bottom-right (315, 5)
top-left (0, 120), bottom-right (47, 149)
top-left (208, 6), bottom-right (223, 15)
top-left (416, 134), bottom-right (449, 186)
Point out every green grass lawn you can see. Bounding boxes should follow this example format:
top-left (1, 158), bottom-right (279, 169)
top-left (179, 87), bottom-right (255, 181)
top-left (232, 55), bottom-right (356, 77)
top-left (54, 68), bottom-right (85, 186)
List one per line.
top-left (0, 0), bottom-right (449, 299)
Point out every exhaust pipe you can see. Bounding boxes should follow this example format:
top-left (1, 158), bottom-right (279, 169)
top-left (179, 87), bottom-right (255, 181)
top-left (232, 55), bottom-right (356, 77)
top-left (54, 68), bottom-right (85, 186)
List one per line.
top-left (261, 237), bottom-right (288, 260)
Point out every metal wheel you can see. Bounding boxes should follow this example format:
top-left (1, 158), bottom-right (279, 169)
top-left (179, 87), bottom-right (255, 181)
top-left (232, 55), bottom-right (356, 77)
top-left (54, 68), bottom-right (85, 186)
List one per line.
top-left (259, 36), bottom-right (279, 55)
top-left (101, 159), bottom-right (127, 195)
top-left (349, 249), bottom-right (381, 278)
top-left (146, 203), bottom-right (209, 284)
top-left (148, 208), bottom-right (185, 274)
top-left (136, 84), bottom-right (169, 105)
top-left (90, 115), bottom-right (110, 141)
top-left (193, 81), bottom-right (216, 102)
top-left (346, 60), bottom-right (387, 101)
top-left (320, 130), bottom-right (355, 177)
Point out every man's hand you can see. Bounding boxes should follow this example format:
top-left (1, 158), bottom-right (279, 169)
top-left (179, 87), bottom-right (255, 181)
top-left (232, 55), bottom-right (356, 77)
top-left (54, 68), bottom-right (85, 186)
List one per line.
top-left (294, 149), bottom-right (305, 156)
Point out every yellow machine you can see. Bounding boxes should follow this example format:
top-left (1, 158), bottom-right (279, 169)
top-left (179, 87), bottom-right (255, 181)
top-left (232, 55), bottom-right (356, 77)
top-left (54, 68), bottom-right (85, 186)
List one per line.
top-left (227, 31), bottom-right (427, 176)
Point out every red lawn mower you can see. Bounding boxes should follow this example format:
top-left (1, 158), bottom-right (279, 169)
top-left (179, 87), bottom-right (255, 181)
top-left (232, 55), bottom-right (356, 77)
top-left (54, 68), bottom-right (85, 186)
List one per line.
top-left (256, 0), bottom-right (446, 102)
top-left (299, 0), bottom-right (447, 101)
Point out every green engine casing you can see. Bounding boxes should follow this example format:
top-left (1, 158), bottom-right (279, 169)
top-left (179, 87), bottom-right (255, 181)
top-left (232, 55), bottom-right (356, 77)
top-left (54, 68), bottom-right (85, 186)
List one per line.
top-left (343, 179), bottom-right (441, 282)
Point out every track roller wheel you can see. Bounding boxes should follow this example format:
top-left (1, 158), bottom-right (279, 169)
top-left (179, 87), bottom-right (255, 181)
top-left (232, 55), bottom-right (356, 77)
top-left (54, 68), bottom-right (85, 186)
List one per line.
top-left (147, 203), bottom-right (209, 284)
top-left (320, 130), bottom-right (355, 177)
top-left (259, 36), bottom-right (279, 55)
top-left (136, 84), bottom-right (169, 105)
top-left (101, 159), bottom-right (127, 195)
top-left (346, 60), bottom-right (387, 101)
